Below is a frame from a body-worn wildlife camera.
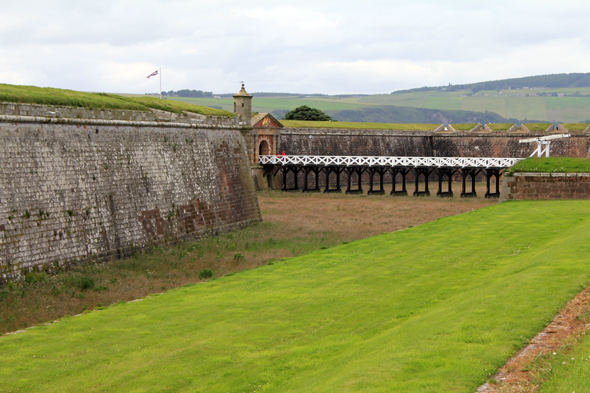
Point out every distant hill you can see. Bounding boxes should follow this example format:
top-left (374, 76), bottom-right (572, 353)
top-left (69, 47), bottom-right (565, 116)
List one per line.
top-left (324, 105), bottom-right (518, 124)
top-left (392, 72), bottom-right (590, 94)
top-left (170, 72), bottom-right (590, 123)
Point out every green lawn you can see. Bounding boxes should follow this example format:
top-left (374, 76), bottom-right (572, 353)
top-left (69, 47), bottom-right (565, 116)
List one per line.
top-left (451, 123), bottom-right (477, 131)
top-left (1, 201), bottom-right (590, 392)
top-left (486, 123), bottom-right (515, 131)
top-left (508, 157), bottom-right (590, 173)
top-left (524, 122), bottom-right (552, 132)
top-left (561, 123), bottom-right (589, 132)
top-left (0, 84), bottom-right (148, 111)
top-left (280, 120), bottom-right (440, 131)
top-left (537, 331), bottom-right (590, 391)
top-left (0, 84), bottom-right (234, 117)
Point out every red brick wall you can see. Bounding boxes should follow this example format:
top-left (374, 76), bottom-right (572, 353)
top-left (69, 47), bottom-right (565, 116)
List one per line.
top-left (280, 128), bottom-right (589, 158)
top-left (500, 173), bottom-right (590, 202)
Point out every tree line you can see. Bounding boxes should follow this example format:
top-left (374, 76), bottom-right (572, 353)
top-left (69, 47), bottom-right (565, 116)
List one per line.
top-left (161, 89), bottom-right (213, 98)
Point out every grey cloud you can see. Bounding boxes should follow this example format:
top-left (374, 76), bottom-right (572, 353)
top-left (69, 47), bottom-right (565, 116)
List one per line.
top-left (1, 0), bottom-right (590, 94)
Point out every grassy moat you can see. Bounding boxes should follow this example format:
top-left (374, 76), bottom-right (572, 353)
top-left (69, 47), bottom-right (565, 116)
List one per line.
top-left (2, 190), bottom-right (590, 391)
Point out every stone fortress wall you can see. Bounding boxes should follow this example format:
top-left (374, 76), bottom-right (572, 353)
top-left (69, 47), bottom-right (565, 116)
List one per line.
top-left (257, 127), bottom-right (590, 190)
top-left (3, 92), bottom-right (589, 282)
top-left (0, 102), bottom-right (238, 127)
top-left (0, 113), bottom-right (260, 284)
top-left (279, 128), bottom-right (589, 158)
top-left (500, 173), bottom-right (590, 202)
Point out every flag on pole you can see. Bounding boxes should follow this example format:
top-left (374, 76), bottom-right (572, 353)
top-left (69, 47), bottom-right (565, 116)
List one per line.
top-left (146, 70), bottom-right (158, 78)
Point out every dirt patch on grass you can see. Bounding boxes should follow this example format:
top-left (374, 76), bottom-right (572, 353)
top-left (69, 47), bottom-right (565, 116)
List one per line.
top-left (0, 184), bottom-right (494, 334)
top-left (259, 187), bottom-right (493, 240)
top-left (477, 285), bottom-right (590, 393)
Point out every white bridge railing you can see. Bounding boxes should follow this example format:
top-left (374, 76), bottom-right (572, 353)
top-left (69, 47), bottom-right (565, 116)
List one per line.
top-left (259, 155), bottom-right (523, 168)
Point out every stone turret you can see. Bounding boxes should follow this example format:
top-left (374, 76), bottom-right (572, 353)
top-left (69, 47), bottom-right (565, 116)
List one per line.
top-left (233, 83), bottom-right (252, 125)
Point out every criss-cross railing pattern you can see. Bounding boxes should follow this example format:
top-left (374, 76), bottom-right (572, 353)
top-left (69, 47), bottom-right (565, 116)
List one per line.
top-left (260, 155), bottom-right (522, 168)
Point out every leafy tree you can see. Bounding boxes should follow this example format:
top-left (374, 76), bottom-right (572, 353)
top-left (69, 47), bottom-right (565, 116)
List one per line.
top-left (284, 105), bottom-right (332, 121)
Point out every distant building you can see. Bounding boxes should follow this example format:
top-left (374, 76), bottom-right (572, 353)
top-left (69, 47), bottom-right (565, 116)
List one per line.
top-left (233, 83), bottom-right (252, 125)
top-left (232, 83), bottom-right (283, 190)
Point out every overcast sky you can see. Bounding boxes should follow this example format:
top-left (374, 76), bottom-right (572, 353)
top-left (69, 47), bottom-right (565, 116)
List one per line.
top-left (1, 0), bottom-right (589, 95)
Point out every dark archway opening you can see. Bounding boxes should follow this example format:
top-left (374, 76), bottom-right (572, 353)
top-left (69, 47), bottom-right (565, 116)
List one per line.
top-left (259, 140), bottom-right (270, 156)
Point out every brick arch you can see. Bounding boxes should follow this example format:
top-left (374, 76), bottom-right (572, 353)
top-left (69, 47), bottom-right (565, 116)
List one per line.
top-left (259, 139), bottom-right (270, 156)
top-left (258, 135), bottom-right (274, 156)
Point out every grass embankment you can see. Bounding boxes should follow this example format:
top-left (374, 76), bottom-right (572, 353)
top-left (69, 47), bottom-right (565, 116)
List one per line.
top-left (537, 330), bottom-right (590, 391)
top-left (561, 123), bottom-right (589, 132)
top-left (486, 123), bottom-right (515, 131)
top-left (113, 95), bottom-right (233, 116)
top-left (450, 123), bottom-right (477, 131)
top-left (0, 83), bottom-right (233, 117)
top-left (524, 123), bottom-right (552, 132)
top-left (280, 119), bottom-right (439, 131)
top-left (0, 189), bottom-right (493, 334)
top-left (2, 200), bottom-right (590, 392)
top-left (508, 157), bottom-right (590, 174)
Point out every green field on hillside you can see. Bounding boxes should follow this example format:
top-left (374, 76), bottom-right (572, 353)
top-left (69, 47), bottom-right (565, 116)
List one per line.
top-left (168, 96), bottom-right (366, 114)
top-left (335, 90), bottom-right (590, 122)
top-left (4, 82), bottom-right (589, 123)
top-left (210, 88), bottom-right (590, 123)
top-left (2, 200), bottom-right (590, 392)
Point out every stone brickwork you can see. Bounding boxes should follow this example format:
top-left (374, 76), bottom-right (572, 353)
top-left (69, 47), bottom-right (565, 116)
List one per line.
top-left (0, 102), bottom-right (238, 127)
top-left (279, 128), bottom-right (589, 158)
top-left (499, 173), bottom-right (590, 202)
top-left (275, 128), bottom-right (589, 189)
top-left (0, 116), bottom-right (261, 283)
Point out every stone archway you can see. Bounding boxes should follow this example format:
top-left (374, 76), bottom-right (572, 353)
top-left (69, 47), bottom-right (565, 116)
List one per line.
top-left (259, 139), bottom-right (270, 156)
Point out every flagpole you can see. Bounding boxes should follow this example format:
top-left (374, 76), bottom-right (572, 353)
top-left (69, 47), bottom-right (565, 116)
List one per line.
top-left (159, 67), bottom-right (162, 100)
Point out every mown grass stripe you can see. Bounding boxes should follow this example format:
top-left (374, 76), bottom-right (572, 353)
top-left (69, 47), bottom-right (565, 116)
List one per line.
top-left (1, 200), bottom-right (590, 392)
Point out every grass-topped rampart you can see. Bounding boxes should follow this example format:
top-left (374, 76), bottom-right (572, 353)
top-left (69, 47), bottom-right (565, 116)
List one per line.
top-left (0, 83), bottom-right (234, 117)
top-left (2, 200), bottom-right (590, 392)
top-left (280, 119), bottom-right (439, 131)
top-left (508, 157), bottom-right (590, 174)
top-left (486, 123), bottom-right (515, 131)
top-left (561, 123), bottom-right (589, 132)
top-left (524, 123), bottom-right (552, 132)
top-left (450, 123), bottom-right (477, 131)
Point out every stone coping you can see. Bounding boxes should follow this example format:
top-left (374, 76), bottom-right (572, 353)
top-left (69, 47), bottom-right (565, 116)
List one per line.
top-left (511, 172), bottom-right (590, 177)
top-left (0, 115), bottom-right (242, 129)
top-left (281, 128), bottom-right (587, 137)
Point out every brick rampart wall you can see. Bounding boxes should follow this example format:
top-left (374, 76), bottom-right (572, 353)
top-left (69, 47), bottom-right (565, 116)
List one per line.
top-left (499, 173), bottom-right (590, 202)
top-left (280, 128), bottom-right (589, 158)
top-left (274, 128), bottom-right (589, 188)
top-left (0, 117), bottom-right (260, 283)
